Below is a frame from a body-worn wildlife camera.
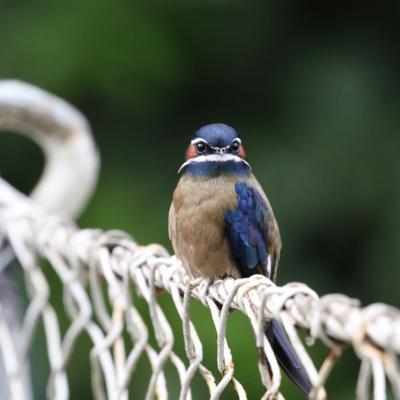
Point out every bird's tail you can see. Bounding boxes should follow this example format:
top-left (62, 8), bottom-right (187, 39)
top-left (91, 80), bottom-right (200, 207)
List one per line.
top-left (266, 319), bottom-right (312, 397)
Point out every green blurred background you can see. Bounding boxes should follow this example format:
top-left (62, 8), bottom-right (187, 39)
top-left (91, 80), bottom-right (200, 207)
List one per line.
top-left (1, 1), bottom-right (400, 398)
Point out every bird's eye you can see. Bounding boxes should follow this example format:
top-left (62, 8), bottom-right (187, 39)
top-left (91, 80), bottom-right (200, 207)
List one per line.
top-left (196, 142), bottom-right (206, 154)
top-left (231, 141), bottom-right (240, 153)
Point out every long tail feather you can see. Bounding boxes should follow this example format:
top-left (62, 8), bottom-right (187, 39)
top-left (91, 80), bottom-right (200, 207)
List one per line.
top-left (266, 319), bottom-right (312, 397)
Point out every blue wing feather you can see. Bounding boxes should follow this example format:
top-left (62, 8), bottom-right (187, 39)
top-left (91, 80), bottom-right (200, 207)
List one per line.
top-left (226, 183), bottom-right (312, 397)
top-left (225, 182), bottom-right (269, 276)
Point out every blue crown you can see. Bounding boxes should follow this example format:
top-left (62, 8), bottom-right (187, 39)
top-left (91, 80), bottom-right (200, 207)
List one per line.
top-left (194, 123), bottom-right (239, 148)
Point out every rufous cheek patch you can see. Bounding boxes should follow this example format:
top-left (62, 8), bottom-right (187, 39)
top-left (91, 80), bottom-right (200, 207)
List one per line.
top-left (185, 144), bottom-right (197, 160)
top-left (239, 145), bottom-right (247, 159)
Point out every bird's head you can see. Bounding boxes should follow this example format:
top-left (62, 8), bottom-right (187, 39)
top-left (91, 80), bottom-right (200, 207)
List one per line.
top-left (178, 123), bottom-right (251, 176)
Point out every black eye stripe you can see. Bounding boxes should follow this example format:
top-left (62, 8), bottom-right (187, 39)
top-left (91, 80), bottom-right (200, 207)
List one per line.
top-left (193, 140), bottom-right (240, 154)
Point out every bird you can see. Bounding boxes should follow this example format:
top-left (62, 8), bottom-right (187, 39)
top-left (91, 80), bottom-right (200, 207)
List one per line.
top-left (169, 123), bottom-right (312, 397)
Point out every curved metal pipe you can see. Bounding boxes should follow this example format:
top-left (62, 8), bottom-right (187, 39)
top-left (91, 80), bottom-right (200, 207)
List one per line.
top-left (0, 80), bottom-right (99, 218)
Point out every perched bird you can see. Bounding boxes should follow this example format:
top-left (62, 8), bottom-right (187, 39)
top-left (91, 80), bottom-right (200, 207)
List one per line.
top-left (169, 123), bottom-right (312, 396)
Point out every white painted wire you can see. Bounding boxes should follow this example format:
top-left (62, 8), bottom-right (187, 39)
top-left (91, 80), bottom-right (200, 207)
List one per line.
top-left (0, 81), bottom-right (399, 399)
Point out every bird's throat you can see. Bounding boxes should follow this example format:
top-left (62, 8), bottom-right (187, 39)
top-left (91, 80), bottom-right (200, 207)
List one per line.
top-left (182, 160), bottom-right (251, 178)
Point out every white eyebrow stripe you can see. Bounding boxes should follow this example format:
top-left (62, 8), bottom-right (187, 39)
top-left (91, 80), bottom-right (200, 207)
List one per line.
top-left (178, 153), bottom-right (251, 173)
top-left (191, 138), bottom-right (209, 145)
top-left (191, 137), bottom-right (241, 146)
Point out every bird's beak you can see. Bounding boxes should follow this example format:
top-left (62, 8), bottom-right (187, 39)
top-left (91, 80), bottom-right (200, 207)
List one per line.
top-left (215, 147), bottom-right (226, 155)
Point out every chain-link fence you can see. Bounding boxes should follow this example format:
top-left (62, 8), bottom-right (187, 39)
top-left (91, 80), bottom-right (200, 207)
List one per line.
top-left (0, 81), bottom-right (399, 399)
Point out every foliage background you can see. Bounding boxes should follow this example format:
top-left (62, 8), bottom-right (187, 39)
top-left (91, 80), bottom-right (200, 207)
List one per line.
top-left (1, 1), bottom-right (400, 398)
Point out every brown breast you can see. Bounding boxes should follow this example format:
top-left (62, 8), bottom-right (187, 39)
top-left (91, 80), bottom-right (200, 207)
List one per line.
top-left (169, 174), bottom-right (242, 279)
